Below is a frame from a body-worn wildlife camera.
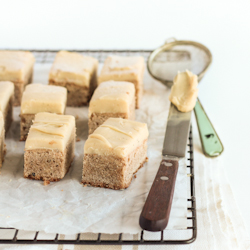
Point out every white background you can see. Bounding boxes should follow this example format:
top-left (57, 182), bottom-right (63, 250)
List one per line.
top-left (1, 0), bottom-right (250, 235)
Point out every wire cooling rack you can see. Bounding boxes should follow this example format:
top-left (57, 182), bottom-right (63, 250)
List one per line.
top-left (0, 50), bottom-right (196, 245)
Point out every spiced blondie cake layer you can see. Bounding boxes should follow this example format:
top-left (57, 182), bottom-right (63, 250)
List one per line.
top-left (0, 81), bottom-right (14, 133)
top-left (20, 83), bottom-right (67, 141)
top-left (0, 112), bottom-right (5, 169)
top-left (49, 51), bottom-right (98, 106)
top-left (24, 112), bottom-right (75, 183)
top-left (98, 56), bottom-right (145, 109)
top-left (88, 81), bottom-right (135, 134)
top-left (82, 118), bottom-right (148, 190)
top-left (0, 51), bottom-right (35, 106)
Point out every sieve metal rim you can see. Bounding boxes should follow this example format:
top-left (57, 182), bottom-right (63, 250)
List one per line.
top-left (147, 40), bottom-right (213, 88)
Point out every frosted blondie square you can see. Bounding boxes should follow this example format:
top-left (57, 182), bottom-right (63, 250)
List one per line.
top-left (0, 81), bottom-right (14, 133)
top-left (20, 83), bottom-right (67, 141)
top-left (24, 112), bottom-right (75, 183)
top-left (49, 51), bottom-right (98, 106)
top-left (88, 81), bottom-right (135, 134)
top-left (0, 111), bottom-right (5, 169)
top-left (82, 118), bottom-right (148, 190)
top-left (98, 56), bottom-right (145, 108)
top-left (0, 51), bottom-right (35, 106)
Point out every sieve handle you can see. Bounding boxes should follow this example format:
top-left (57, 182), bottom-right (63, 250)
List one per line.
top-left (194, 98), bottom-right (224, 157)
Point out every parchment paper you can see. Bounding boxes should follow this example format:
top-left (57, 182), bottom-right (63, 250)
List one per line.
top-left (0, 63), bottom-right (187, 234)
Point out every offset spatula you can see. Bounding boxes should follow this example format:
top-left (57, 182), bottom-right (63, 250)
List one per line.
top-left (139, 104), bottom-right (191, 231)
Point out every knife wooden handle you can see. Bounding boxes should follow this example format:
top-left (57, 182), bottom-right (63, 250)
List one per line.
top-left (139, 159), bottom-right (179, 231)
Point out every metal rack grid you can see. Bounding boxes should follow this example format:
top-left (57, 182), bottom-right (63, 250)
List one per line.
top-left (0, 50), bottom-right (196, 245)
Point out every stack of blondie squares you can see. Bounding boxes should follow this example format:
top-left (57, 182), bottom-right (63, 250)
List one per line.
top-left (0, 50), bottom-right (148, 189)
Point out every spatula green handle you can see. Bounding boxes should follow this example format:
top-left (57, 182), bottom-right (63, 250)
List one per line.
top-left (194, 98), bottom-right (224, 157)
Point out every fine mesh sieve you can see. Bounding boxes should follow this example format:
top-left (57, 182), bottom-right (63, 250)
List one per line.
top-left (148, 39), bottom-right (212, 88)
top-left (147, 39), bottom-right (223, 157)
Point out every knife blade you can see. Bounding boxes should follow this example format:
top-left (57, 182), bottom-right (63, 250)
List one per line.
top-left (139, 103), bottom-right (191, 231)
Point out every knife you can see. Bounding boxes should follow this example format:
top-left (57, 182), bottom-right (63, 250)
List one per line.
top-left (139, 103), bottom-right (191, 231)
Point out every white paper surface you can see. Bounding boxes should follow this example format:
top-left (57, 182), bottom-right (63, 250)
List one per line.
top-left (0, 63), bottom-right (187, 234)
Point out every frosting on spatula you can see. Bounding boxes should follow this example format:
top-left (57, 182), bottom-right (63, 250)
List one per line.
top-left (169, 70), bottom-right (198, 112)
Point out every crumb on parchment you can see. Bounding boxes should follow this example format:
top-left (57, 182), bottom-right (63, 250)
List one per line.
top-left (44, 180), bottom-right (50, 186)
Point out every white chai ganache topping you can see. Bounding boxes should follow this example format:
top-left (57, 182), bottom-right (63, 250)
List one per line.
top-left (169, 70), bottom-right (198, 112)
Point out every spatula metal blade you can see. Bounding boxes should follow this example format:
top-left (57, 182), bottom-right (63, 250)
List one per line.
top-left (162, 104), bottom-right (191, 158)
